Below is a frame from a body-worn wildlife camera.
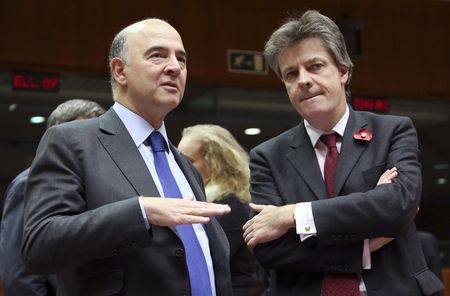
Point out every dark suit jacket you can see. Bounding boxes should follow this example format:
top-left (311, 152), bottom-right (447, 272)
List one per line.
top-left (22, 109), bottom-right (232, 296)
top-left (249, 107), bottom-right (443, 296)
top-left (0, 168), bottom-right (57, 296)
top-left (215, 195), bottom-right (265, 296)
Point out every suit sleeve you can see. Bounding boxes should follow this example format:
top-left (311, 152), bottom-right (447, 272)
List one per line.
top-left (22, 127), bottom-right (152, 273)
top-left (312, 117), bottom-right (421, 244)
top-left (249, 147), bottom-right (363, 273)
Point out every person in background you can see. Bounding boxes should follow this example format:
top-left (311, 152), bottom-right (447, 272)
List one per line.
top-left (242, 10), bottom-right (443, 296)
top-left (0, 99), bottom-right (105, 296)
top-left (417, 230), bottom-right (443, 281)
top-left (178, 124), bottom-right (266, 296)
top-left (22, 18), bottom-right (231, 296)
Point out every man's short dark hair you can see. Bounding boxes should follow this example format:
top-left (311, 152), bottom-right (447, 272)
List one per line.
top-left (46, 99), bottom-right (106, 128)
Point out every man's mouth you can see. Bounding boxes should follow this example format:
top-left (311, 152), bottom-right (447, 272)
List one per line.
top-left (300, 93), bottom-right (318, 101)
top-left (161, 82), bottom-right (178, 90)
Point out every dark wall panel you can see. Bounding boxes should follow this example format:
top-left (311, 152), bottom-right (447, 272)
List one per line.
top-left (1, 0), bottom-right (449, 98)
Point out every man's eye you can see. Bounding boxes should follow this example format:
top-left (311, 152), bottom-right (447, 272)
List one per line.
top-left (149, 53), bottom-right (163, 59)
top-left (311, 63), bottom-right (324, 71)
top-left (284, 71), bottom-right (297, 80)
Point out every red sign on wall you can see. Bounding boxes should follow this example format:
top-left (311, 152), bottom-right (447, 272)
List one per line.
top-left (352, 96), bottom-right (389, 113)
top-left (11, 72), bottom-right (60, 92)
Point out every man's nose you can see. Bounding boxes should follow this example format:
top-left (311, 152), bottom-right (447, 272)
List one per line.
top-left (297, 68), bottom-right (312, 88)
top-left (164, 56), bottom-right (182, 76)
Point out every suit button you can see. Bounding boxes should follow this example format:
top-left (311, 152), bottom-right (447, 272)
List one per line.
top-left (112, 248), bottom-right (118, 254)
top-left (175, 248), bottom-right (185, 257)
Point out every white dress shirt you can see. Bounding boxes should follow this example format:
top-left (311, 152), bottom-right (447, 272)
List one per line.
top-left (113, 102), bottom-right (216, 295)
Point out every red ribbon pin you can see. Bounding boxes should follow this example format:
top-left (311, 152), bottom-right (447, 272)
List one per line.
top-left (353, 128), bottom-right (373, 142)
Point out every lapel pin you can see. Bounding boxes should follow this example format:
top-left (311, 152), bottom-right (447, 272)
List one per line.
top-left (353, 128), bottom-right (372, 142)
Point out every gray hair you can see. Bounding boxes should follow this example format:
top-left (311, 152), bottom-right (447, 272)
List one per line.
top-left (47, 99), bottom-right (106, 128)
top-left (264, 10), bottom-right (353, 98)
top-left (108, 30), bottom-right (129, 94)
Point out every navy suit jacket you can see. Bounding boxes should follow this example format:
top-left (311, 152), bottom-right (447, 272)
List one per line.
top-left (22, 109), bottom-right (232, 296)
top-left (249, 107), bottom-right (444, 295)
top-left (0, 168), bottom-right (57, 296)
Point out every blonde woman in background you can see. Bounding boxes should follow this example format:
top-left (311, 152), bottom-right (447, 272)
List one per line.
top-left (178, 124), bottom-right (265, 296)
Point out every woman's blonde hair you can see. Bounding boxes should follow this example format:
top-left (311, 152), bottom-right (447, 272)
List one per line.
top-left (181, 124), bottom-right (250, 204)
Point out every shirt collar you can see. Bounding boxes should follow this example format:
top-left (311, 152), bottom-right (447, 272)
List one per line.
top-left (112, 102), bottom-right (170, 149)
top-left (304, 104), bottom-right (349, 147)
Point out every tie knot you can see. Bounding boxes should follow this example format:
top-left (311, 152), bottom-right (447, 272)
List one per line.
top-left (321, 133), bottom-right (338, 148)
top-left (149, 131), bottom-right (168, 153)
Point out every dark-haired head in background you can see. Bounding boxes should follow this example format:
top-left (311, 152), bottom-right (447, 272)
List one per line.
top-left (46, 99), bottom-right (105, 128)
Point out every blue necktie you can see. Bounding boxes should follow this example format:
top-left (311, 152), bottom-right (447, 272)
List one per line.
top-left (149, 131), bottom-right (213, 296)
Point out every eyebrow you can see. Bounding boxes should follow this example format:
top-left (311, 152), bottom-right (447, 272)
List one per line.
top-left (144, 46), bottom-right (187, 58)
top-left (281, 57), bottom-right (326, 71)
top-left (306, 57), bottom-right (325, 64)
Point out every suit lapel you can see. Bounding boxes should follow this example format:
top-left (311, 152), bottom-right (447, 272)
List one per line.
top-left (170, 143), bottom-right (206, 202)
top-left (286, 123), bottom-right (328, 200)
top-left (97, 109), bottom-right (160, 198)
top-left (335, 109), bottom-right (369, 196)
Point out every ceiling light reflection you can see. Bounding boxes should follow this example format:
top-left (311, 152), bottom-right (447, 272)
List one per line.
top-left (30, 116), bottom-right (46, 124)
top-left (244, 128), bottom-right (261, 136)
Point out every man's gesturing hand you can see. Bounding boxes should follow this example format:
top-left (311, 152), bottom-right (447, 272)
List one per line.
top-left (143, 197), bottom-right (230, 226)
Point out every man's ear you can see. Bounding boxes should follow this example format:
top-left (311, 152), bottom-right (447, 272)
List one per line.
top-left (110, 57), bottom-right (127, 86)
top-left (339, 65), bottom-right (349, 85)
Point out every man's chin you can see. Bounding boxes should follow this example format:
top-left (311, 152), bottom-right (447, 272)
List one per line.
top-left (162, 96), bottom-right (182, 109)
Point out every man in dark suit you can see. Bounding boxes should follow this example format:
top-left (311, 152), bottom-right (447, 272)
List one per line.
top-left (243, 10), bottom-right (444, 295)
top-left (22, 19), bottom-right (232, 296)
top-left (0, 99), bottom-right (105, 296)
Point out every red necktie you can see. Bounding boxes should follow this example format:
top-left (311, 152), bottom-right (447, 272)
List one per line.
top-left (320, 133), bottom-right (360, 296)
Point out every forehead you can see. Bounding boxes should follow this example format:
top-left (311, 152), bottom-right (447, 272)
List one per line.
top-left (126, 20), bottom-right (185, 53)
top-left (179, 135), bottom-right (202, 153)
top-left (278, 37), bottom-right (332, 65)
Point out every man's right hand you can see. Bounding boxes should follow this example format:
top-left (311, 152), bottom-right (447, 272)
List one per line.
top-left (142, 197), bottom-right (230, 226)
top-left (376, 167), bottom-right (398, 186)
top-left (369, 237), bottom-right (395, 252)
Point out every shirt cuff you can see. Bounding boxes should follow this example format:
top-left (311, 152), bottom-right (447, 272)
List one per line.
top-left (138, 196), bottom-right (151, 230)
top-left (362, 239), bottom-right (371, 269)
top-left (295, 202), bottom-right (317, 241)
